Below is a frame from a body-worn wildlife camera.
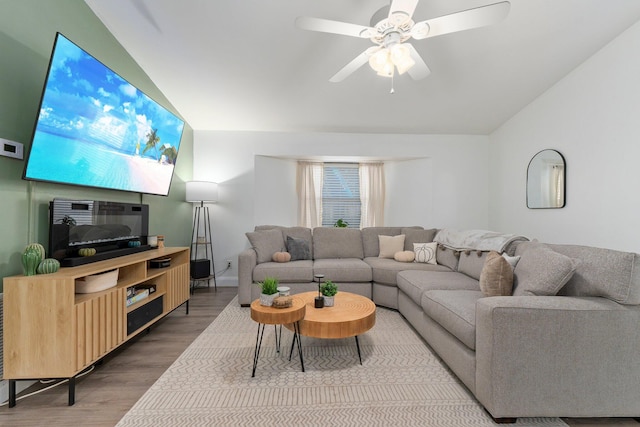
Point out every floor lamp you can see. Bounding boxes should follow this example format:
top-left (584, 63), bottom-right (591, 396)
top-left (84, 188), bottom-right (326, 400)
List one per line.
top-left (186, 181), bottom-right (218, 292)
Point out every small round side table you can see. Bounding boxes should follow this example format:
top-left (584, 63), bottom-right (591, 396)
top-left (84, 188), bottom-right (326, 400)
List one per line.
top-left (250, 297), bottom-right (306, 377)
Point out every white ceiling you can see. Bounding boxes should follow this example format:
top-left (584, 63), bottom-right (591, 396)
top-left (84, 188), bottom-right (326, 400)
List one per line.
top-left (84, 0), bottom-right (640, 135)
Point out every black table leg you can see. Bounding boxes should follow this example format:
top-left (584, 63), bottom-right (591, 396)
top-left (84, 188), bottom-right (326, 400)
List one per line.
top-left (355, 335), bottom-right (363, 365)
top-left (252, 323), bottom-right (266, 377)
top-left (295, 322), bottom-right (305, 372)
top-left (275, 325), bottom-right (282, 353)
top-left (288, 330), bottom-right (297, 361)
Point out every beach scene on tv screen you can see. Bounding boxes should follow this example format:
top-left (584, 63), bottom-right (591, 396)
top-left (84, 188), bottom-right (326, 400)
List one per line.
top-left (25, 34), bottom-right (185, 195)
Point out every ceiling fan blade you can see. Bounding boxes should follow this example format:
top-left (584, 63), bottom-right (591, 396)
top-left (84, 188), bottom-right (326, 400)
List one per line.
top-left (296, 16), bottom-right (374, 38)
top-left (406, 44), bottom-right (431, 80)
top-left (329, 48), bottom-right (379, 82)
top-left (388, 0), bottom-right (419, 25)
top-left (412, 1), bottom-right (510, 40)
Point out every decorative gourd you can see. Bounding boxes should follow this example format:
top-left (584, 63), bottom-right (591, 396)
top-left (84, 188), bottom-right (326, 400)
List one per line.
top-left (79, 248), bottom-right (97, 257)
top-left (272, 251), bottom-right (291, 263)
top-left (25, 242), bottom-right (46, 260)
top-left (394, 250), bottom-right (415, 263)
top-left (37, 258), bottom-right (61, 274)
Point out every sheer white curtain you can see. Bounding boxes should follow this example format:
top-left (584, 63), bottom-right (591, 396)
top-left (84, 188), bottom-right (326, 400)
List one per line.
top-left (296, 161), bottom-right (323, 228)
top-left (359, 162), bottom-right (385, 228)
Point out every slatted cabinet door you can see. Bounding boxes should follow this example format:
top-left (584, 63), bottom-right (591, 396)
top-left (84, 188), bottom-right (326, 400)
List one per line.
top-left (75, 287), bottom-right (126, 370)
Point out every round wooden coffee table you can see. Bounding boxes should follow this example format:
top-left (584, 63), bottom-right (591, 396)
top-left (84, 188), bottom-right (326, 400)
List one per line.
top-left (288, 291), bottom-right (376, 364)
top-left (250, 297), bottom-right (306, 376)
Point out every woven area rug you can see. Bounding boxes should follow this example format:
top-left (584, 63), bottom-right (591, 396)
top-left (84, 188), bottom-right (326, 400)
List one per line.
top-left (116, 297), bottom-right (567, 427)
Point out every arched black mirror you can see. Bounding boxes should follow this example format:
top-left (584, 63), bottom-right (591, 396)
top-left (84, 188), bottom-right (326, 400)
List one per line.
top-left (527, 149), bottom-right (566, 209)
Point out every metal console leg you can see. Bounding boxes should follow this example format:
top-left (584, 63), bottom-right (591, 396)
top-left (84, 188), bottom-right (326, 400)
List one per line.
top-left (8, 379), bottom-right (16, 408)
top-left (68, 376), bottom-right (76, 406)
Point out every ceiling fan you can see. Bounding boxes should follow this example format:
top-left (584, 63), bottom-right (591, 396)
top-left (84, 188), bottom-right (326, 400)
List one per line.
top-left (296, 0), bottom-right (510, 83)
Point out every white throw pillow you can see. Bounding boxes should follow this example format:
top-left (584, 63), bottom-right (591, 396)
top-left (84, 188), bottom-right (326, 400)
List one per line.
top-left (378, 234), bottom-right (405, 258)
top-left (414, 242), bottom-right (437, 264)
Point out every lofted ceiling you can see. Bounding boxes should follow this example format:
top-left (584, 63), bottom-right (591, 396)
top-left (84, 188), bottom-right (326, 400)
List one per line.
top-left (84, 0), bottom-right (640, 135)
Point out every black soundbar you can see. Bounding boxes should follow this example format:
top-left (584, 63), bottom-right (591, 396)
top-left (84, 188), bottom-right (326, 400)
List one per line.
top-left (60, 245), bottom-right (152, 267)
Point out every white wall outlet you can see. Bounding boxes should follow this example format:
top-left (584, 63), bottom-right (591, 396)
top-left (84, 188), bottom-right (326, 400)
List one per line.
top-left (226, 260), bottom-right (232, 269)
top-left (0, 138), bottom-right (24, 160)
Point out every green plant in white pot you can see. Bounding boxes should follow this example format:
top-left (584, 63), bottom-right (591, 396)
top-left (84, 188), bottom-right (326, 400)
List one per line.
top-left (258, 277), bottom-right (279, 306)
top-left (320, 280), bottom-right (338, 307)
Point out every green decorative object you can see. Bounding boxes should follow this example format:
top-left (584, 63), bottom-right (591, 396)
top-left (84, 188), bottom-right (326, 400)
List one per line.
top-left (333, 219), bottom-right (349, 228)
top-left (22, 250), bottom-right (42, 276)
top-left (79, 248), bottom-right (97, 257)
top-left (25, 242), bottom-right (46, 260)
top-left (37, 258), bottom-right (61, 274)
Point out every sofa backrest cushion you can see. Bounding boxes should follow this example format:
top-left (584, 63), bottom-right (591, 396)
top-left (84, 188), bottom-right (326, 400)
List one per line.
top-left (546, 243), bottom-right (640, 305)
top-left (457, 250), bottom-right (488, 280)
top-left (402, 228), bottom-right (437, 251)
top-left (313, 227), bottom-right (364, 259)
top-left (436, 245), bottom-right (460, 271)
top-left (254, 225), bottom-right (313, 258)
top-left (361, 227), bottom-right (404, 258)
top-left (513, 242), bottom-right (577, 296)
top-left (246, 229), bottom-right (286, 264)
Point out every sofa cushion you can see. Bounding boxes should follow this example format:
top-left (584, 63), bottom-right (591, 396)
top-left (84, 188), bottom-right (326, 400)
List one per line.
top-left (313, 258), bottom-right (372, 282)
top-left (457, 250), bottom-right (489, 280)
top-left (414, 242), bottom-right (437, 264)
top-left (394, 250), bottom-right (415, 262)
top-left (365, 257), bottom-right (451, 286)
top-left (513, 242), bottom-right (577, 296)
top-left (479, 251), bottom-right (514, 297)
top-left (286, 236), bottom-right (311, 261)
top-left (253, 260), bottom-right (313, 283)
top-left (542, 244), bottom-right (640, 305)
top-left (361, 227), bottom-right (404, 258)
top-left (421, 289), bottom-right (483, 350)
top-left (246, 229), bottom-right (286, 264)
top-left (379, 234), bottom-right (405, 258)
top-left (397, 270), bottom-right (479, 306)
top-left (436, 245), bottom-right (459, 271)
top-left (255, 226), bottom-right (314, 258)
top-left (313, 227), bottom-right (364, 259)
top-left (403, 228), bottom-right (437, 251)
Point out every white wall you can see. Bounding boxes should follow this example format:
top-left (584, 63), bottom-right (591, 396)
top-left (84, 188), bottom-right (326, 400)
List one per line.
top-left (489, 20), bottom-right (640, 252)
top-left (193, 131), bottom-right (489, 284)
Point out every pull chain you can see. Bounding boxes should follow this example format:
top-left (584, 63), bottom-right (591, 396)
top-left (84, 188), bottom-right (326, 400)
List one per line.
top-left (390, 71), bottom-right (395, 94)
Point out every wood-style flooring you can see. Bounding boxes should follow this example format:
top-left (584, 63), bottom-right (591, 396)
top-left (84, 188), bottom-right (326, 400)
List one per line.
top-left (0, 286), bottom-right (637, 427)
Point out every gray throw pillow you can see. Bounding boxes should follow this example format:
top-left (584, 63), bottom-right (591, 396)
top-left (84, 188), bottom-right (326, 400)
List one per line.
top-left (245, 229), bottom-right (286, 264)
top-left (287, 236), bottom-right (311, 261)
top-left (512, 243), bottom-right (577, 296)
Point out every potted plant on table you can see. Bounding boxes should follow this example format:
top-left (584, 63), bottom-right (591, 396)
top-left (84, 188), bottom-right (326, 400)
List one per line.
top-left (258, 276), bottom-right (279, 306)
top-left (320, 280), bottom-right (338, 307)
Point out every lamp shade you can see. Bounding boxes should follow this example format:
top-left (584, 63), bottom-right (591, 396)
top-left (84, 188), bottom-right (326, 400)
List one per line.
top-left (186, 181), bottom-right (218, 203)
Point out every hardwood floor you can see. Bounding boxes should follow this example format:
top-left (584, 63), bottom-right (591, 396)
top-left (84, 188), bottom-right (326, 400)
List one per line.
top-left (0, 286), bottom-right (636, 426)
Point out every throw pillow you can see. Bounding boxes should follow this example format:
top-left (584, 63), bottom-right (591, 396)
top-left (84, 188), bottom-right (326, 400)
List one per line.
top-left (414, 242), bottom-right (437, 264)
top-left (379, 234), bottom-right (405, 258)
top-left (272, 251), bottom-right (291, 263)
top-left (245, 229), bottom-right (286, 264)
top-left (512, 243), bottom-right (577, 296)
top-left (502, 253), bottom-right (521, 269)
top-left (479, 251), bottom-right (514, 297)
top-left (286, 236), bottom-right (311, 261)
top-left (394, 250), bottom-right (415, 262)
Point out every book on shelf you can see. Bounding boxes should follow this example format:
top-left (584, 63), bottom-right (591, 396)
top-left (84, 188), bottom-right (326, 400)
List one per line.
top-left (126, 289), bottom-right (150, 307)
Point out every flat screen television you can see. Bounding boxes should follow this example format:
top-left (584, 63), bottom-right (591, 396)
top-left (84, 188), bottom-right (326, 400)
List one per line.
top-left (23, 33), bottom-right (185, 196)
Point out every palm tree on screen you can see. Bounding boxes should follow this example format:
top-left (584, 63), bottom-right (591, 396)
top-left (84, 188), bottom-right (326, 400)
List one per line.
top-left (142, 128), bottom-right (160, 160)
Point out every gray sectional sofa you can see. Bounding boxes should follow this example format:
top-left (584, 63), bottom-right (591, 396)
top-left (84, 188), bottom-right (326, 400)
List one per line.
top-left (238, 225), bottom-right (640, 421)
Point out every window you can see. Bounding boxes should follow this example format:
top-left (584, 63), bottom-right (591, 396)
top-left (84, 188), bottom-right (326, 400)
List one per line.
top-left (321, 163), bottom-right (361, 228)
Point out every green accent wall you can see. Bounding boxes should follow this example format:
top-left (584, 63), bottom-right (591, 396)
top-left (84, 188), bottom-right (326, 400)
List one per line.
top-left (0, 0), bottom-right (194, 292)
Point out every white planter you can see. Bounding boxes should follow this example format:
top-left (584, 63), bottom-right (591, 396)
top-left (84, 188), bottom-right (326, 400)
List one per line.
top-left (260, 293), bottom-right (277, 306)
top-left (323, 296), bottom-right (335, 307)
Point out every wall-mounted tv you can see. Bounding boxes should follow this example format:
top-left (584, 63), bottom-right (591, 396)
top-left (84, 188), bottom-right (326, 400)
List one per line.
top-left (23, 33), bottom-right (185, 196)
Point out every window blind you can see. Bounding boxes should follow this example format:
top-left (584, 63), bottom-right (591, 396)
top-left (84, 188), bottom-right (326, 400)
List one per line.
top-left (322, 163), bottom-right (361, 228)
